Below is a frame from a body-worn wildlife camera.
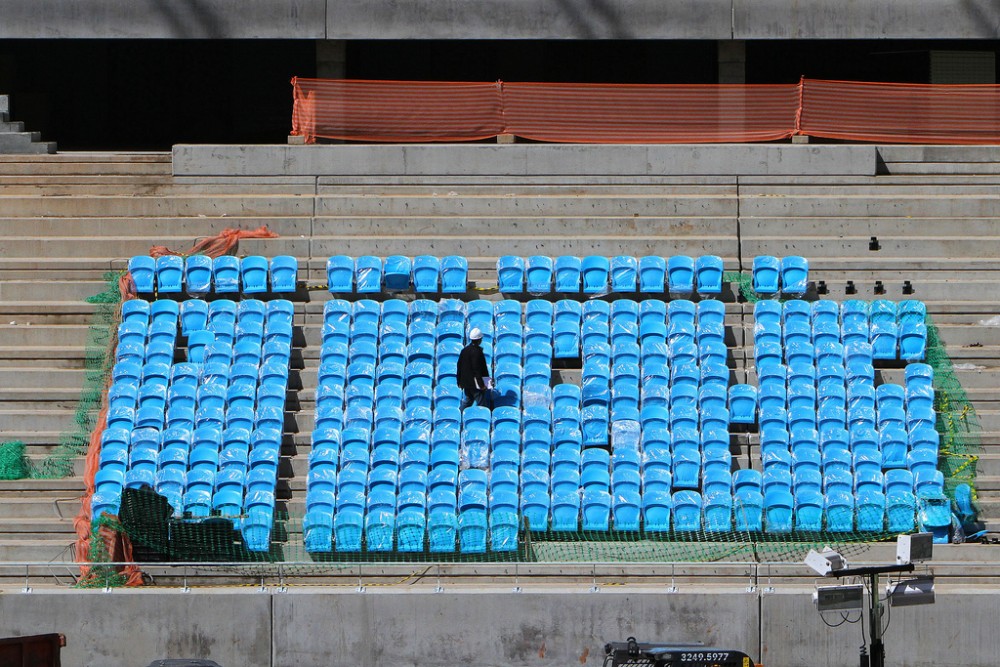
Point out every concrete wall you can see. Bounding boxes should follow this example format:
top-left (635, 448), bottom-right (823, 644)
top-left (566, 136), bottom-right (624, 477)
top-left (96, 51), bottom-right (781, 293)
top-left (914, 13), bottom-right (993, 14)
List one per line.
top-left (173, 144), bottom-right (878, 178)
top-left (4, 588), bottom-right (1000, 666)
top-left (0, 1), bottom-right (996, 40)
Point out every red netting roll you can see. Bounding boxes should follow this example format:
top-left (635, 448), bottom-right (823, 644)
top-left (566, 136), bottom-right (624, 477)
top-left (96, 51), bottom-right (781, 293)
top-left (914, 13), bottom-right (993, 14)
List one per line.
top-left (799, 79), bottom-right (1000, 144)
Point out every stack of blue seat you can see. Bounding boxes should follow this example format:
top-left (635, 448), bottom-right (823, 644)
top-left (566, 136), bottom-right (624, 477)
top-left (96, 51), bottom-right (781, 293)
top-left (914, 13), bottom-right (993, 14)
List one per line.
top-left (128, 255), bottom-right (298, 295)
top-left (497, 255), bottom-right (725, 296)
top-left (326, 255), bottom-right (469, 294)
top-left (751, 299), bottom-right (939, 534)
top-left (95, 297), bottom-right (293, 552)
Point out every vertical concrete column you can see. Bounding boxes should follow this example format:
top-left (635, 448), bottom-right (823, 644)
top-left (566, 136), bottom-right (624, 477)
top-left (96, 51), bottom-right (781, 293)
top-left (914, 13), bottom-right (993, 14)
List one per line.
top-left (316, 40), bottom-right (347, 79)
top-left (718, 40), bottom-right (746, 84)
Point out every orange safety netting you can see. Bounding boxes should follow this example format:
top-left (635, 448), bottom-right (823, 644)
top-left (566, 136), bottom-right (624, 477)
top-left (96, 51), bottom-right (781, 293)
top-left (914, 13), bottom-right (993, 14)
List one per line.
top-left (292, 77), bottom-right (504, 143)
top-left (502, 82), bottom-right (799, 143)
top-left (73, 227), bottom-right (279, 584)
top-left (292, 77), bottom-right (1000, 145)
top-left (798, 78), bottom-right (1000, 144)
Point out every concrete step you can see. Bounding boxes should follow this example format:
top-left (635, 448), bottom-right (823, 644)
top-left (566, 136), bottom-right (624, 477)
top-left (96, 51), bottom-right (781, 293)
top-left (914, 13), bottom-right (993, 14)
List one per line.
top-left (312, 194), bottom-right (737, 217)
top-left (0, 368), bottom-right (86, 389)
top-left (0, 195), bottom-right (313, 218)
top-left (0, 408), bottom-right (81, 431)
top-left (741, 195), bottom-right (1000, 218)
top-left (0, 539), bottom-right (76, 562)
top-left (0, 280), bottom-right (109, 302)
top-left (0, 497), bottom-right (81, 520)
top-left (742, 236), bottom-right (1000, 259)
top-left (0, 477), bottom-right (85, 498)
top-left (0, 134), bottom-right (55, 155)
top-left (0, 216), bottom-right (311, 239)
top-left (742, 216), bottom-right (1000, 237)
top-left (0, 517), bottom-right (77, 539)
top-left (0, 324), bottom-right (91, 347)
top-left (0, 182), bottom-right (316, 196)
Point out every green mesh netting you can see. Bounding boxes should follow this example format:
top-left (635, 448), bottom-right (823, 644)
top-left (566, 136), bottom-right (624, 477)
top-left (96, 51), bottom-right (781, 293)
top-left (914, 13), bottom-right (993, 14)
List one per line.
top-left (75, 515), bottom-right (129, 589)
top-left (30, 271), bottom-right (121, 480)
top-left (103, 272), bottom-right (978, 566)
top-left (0, 441), bottom-right (27, 480)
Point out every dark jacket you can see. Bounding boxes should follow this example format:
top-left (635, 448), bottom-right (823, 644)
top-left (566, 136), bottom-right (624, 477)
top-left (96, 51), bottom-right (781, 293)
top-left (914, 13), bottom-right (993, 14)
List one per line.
top-left (456, 342), bottom-right (489, 397)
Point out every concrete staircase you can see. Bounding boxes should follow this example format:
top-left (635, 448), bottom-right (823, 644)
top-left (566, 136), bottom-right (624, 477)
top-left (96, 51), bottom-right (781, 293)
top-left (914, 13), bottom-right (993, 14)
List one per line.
top-left (1, 148), bottom-right (999, 584)
top-left (0, 96), bottom-right (56, 155)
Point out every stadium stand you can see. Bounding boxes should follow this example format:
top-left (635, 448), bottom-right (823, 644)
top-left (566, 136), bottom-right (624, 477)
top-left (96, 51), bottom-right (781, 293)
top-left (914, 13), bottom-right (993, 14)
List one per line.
top-left (0, 148), bottom-right (997, 571)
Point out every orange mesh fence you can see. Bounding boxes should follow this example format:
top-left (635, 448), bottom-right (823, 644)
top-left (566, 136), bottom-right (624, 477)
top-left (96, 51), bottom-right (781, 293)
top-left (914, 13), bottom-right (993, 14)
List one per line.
top-left (799, 79), bottom-right (1000, 144)
top-left (292, 77), bottom-right (1000, 145)
top-left (73, 227), bottom-right (279, 585)
top-left (502, 82), bottom-right (799, 143)
top-left (292, 77), bottom-right (504, 143)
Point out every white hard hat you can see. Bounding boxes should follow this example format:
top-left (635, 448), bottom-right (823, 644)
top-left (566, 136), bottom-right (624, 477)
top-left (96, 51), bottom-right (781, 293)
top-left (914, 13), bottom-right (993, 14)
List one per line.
top-left (469, 327), bottom-right (483, 341)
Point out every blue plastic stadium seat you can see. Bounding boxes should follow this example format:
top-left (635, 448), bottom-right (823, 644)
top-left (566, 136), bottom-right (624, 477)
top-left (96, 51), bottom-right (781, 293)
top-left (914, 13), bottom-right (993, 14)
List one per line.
top-left (695, 255), bottom-right (724, 294)
top-left (355, 256), bottom-right (382, 293)
top-left (496, 255), bottom-right (525, 293)
top-left (611, 255), bottom-right (638, 292)
top-left (763, 489), bottom-right (794, 533)
top-left (211, 256), bottom-right (240, 293)
top-left (752, 256), bottom-right (780, 294)
top-left (581, 256), bottom-right (610, 294)
top-left (794, 490), bottom-right (824, 532)
top-left (184, 255), bottom-right (213, 294)
top-left (642, 491), bottom-right (672, 532)
top-left (780, 256), bottom-right (809, 295)
top-left (524, 255), bottom-right (553, 293)
top-left (638, 256), bottom-right (666, 293)
top-left (155, 255), bottom-right (184, 293)
top-left (270, 255), bottom-right (298, 293)
top-left (886, 492), bottom-right (917, 533)
top-left (378, 255), bottom-right (410, 291)
top-left (441, 256), bottom-right (469, 293)
top-left (729, 385), bottom-right (757, 424)
top-left (667, 255), bottom-right (695, 293)
top-left (405, 255), bottom-right (437, 292)
top-left (238, 256), bottom-right (268, 294)
top-left (899, 321), bottom-right (927, 361)
top-left (673, 491), bottom-right (702, 531)
top-left (325, 255), bottom-right (353, 292)
top-left (128, 256), bottom-right (156, 293)
top-left (549, 255), bottom-right (580, 293)
top-left (703, 493), bottom-right (734, 532)
top-left (734, 489), bottom-right (764, 532)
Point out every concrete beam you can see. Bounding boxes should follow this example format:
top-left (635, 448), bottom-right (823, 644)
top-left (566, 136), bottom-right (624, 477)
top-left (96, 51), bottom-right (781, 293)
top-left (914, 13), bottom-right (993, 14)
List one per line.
top-left (173, 144), bottom-right (878, 178)
top-left (0, 0), bottom-right (326, 39)
top-left (734, 0), bottom-right (1000, 40)
top-left (326, 0), bottom-right (734, 40)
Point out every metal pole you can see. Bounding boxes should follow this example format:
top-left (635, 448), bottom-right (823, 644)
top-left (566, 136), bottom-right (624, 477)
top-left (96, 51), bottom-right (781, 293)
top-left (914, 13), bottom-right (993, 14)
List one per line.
top-left (869, 572), bottom-right (884, 667)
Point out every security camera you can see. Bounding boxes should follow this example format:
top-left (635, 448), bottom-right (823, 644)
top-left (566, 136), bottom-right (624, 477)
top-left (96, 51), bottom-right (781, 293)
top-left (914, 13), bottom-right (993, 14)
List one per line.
top-left (804, 547), bottom-right (847, 576)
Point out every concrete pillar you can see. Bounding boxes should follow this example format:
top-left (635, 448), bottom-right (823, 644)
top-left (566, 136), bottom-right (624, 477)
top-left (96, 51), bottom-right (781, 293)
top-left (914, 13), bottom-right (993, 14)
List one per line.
top-left (718, 40), bottom-right (746, 84)
top-left (316, 40), bottom-right (346, 79)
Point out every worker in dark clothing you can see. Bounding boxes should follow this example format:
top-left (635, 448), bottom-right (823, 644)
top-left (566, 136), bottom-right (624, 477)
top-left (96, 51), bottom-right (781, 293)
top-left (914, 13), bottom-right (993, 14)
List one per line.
top-left (457, 327), bottom-right (492, 409)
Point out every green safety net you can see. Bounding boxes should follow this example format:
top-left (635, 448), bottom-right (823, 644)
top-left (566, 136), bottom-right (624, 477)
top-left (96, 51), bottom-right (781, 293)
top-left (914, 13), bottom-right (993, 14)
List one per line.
top-left (96, 271), bottom-right (979, 569)
top-left (0, 441), bottom-right (27, 480)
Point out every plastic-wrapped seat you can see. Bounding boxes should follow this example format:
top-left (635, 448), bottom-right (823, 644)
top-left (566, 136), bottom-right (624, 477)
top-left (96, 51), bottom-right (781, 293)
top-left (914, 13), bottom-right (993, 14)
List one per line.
top-left (752, 256), bottom-right (780, 294)
top-left (610, 255), bottom-right (638, 292)
top-left (128, 257), bottom-right (156, 293)
top-left (354, 256), bottom-right (382, 293)
top-left (496, 255), bottom-right (525, 292)
top-left (581, 256), bottom-right (610, 294)
top-left (667, 255), bottom-right (695, 293)
top-left (638, 256), bottom-right (666, 293)
top-left (185, 255), bottom-right (213, 294)
top-left (240, 256), bottom-right (269, 294)
top-left (270, 255), bottom-right (298, 293)
top-left (763, 489), bottom-right (794, 533)
top-left (780, 256), bottom-right (809, 295)
top-left (441, 256), bottom-right (468, 293)
top-left (673, 490), bottom-right (702, 531)
top-left (695, 255), bottom-right (724, 294)
top-left (554, 256), bottom-right (582, 293)
top-left (209, 255), bottom-right (239, 293)
top-left (526, 256), bottom-right (553, 293)
top-left (155, 255), bottom-right (184, 293)
top-left (412, 255), bottom-right (441, 292)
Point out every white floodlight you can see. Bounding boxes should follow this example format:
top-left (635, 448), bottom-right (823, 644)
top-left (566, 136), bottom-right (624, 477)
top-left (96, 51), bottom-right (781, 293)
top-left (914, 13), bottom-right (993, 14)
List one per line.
top-left (896, 533), bottom-right (934, 565)
top-left (805, 547), bottom-right (848, 576)
top-left (886, 576), bottom-right (935, 607)
top-left (813, 584), bottom-right (865, 612)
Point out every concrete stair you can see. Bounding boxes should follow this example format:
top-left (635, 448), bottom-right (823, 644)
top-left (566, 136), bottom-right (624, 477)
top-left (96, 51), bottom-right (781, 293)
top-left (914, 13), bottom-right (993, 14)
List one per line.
top-left (0, 95), bottom-right (56, 155)
top-left (1, 148), bottom-right (1000, 579)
